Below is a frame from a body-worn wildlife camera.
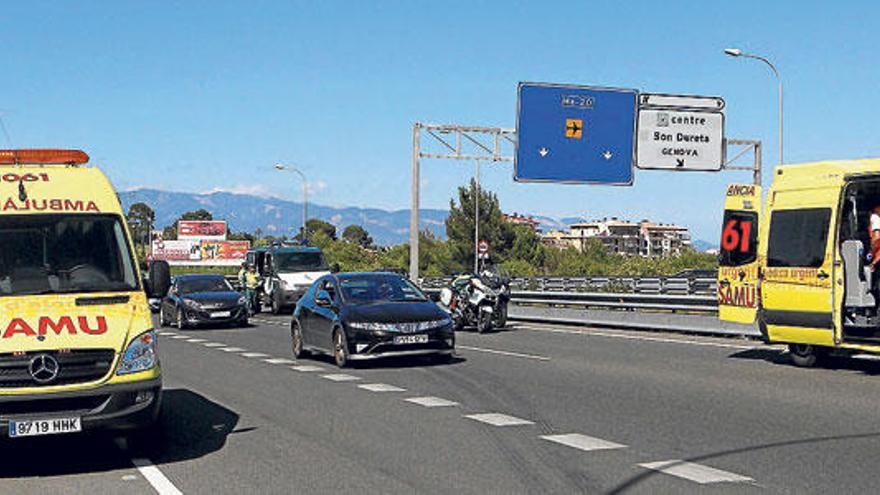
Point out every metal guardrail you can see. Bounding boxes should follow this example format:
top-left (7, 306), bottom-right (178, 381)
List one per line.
top-left (422, 288), bottom-right (719, 315)
top-left (421, 276), bottom-right (717, 296)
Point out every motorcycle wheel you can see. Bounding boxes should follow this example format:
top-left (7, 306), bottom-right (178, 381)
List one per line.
top-left (493, 302), bottom-right (508, 329)
top-left (477, 309), bottom-right (493, 334)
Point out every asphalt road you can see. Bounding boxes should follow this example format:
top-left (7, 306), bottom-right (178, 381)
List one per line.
top-left (6, 313), bottom-right (880, 494)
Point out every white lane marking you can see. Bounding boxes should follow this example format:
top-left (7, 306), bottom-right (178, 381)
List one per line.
top-left (291, 365), bottom-right (326, 372)
top-left (241, 352), bottom-right (270, 358)
top-left (264, 358), bottom-right (297, 365)
top-left (405, 396), bottom-right (459, 408)
top-left (186, 338), bottom-right (206, 343)
top-left (639, 460), bottom-right (754, 484)
top-left (170, 335), bottom-right (189, 340)
top-left (457, 345), bottom-right (550, 361)
top-left (131, 458), bottom-right (183, 495)
top-left (465, 413), bottom-right (534, 427)
top-left (321, 373), bottom-right (361, 382)
top-left (157, 331), bottom-right (175, 336)
top-left (540, 433), bottom-right (625, 452)
top-left (220, 347), bottom-right (246, 353)
top-left (358, 383), bottom-right (405, 392)
top-left (518, 324), bottom-right (761, 351)
top-left (203, 342), bottom-right (226, 347)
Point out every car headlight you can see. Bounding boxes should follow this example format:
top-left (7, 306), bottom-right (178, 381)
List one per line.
top-left (182, 298), bottom-right (201, 309)
top-left (350, 319), bottom-right (451, 332)
top-left (117, 330), bottom-right (158, 375)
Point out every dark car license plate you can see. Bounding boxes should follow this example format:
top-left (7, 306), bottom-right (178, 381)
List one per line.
top-left (393, 334), bottom-right (428, 345)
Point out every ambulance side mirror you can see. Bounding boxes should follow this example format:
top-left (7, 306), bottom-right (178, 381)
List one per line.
top-left (147, 260), bottom-right (172, 298)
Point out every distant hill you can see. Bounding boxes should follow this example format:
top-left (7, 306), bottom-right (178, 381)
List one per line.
top-left (119, 189), bottom-right (448, 246)
top-left (119, 188), bottom-right (717, 249)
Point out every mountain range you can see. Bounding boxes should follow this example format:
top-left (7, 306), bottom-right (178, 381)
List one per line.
top-left (119, 189), bottom-right (717, 250)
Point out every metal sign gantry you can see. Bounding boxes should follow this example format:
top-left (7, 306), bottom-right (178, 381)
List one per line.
top-left (409, 123), bottom-right (515, 281)
top-left (409, 123), bottom-right (761, 282)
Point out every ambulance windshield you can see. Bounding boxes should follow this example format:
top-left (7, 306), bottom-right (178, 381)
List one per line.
top-left (0, 214), bottom-right (139, 296)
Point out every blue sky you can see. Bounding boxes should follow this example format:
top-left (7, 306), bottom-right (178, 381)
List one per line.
top-left (3, 1), bottom-right (878, 242)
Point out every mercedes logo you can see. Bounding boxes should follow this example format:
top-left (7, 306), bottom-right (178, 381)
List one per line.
top-left (28, 354), bottom-right (60, 384)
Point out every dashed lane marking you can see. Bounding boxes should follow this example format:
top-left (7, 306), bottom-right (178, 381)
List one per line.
top-left (203, 342), bottom-right (226, 347)
top-left (540, 433), bottom-right (626, 452)
top-left (358, 383), bottom-right (406, 392)
top-left (170, 335), bottom-right (190, 340)
top-left (220, 347), bottom-right (246, 353)
top-left (131, 458), bottom-right (183, 495)
top-left (638, 460), bottom-right (754, 485)
top-left (456, 345), bottom-right (550, 361)
top-left (241, 352), bottom-right (270, 358)
top-left (186, 338), bottom-right (206, 343)
top-left (464, 413), bottom-right (534, 427)
top-left (291, 365), bottom-right (326, 372)
top-left (321, 373), bottom-right (361, 382)
top-left (518, 323), bottom-right (762, 351)
top-left (404, 396), bottom-right (459, 408)
top-left (264, 358), bottom-right (297, 365)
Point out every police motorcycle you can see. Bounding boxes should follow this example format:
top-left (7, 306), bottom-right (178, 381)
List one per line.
top-left (479, 265), bottom-right (511, 329)
top-left (439, 270), bottom-right (505, 333)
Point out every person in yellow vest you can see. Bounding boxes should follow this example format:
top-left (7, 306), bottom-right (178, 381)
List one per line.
top-left (243, 264), bottom-right (262, 315)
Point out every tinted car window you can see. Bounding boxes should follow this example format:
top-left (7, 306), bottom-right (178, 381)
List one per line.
top-left (179, 277), bottom-right (233, 294)
top-left (339, 275), bottom-right (427, 304)
top-left (767, 208), bottom-right (831, 268)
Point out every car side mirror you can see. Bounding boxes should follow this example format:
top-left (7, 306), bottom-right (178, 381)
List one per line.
top-left (315, 290), bottom-right (333, 307)
top-left (148, 260), bottom-right (171, 299)
top-left (330, 263), bottom-right (340, 274)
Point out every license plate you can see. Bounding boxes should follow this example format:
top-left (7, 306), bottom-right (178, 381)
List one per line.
top-left (210, 311), bottom-right (232, 318)
top-left (394, 334), bottom-right (429, 345)
top-left (9, 417), bottom-right (81, 438)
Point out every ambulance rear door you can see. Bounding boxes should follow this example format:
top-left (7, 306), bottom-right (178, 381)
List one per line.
top-left (718, 183), bottom-right (761, 324)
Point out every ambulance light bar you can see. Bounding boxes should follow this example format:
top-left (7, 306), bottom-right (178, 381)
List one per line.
top-left (0, 149), bottom-right (90, 165)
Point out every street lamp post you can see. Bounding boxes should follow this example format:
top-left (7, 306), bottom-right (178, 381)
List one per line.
top-left (274, 163), bottom-right (309, 241)
top-left (724, 47), bottom-right (783, 167)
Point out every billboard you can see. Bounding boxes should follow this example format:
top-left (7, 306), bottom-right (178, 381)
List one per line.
top-left (199, 240), bottom-right (250, 265)
top-left (150, 238), bottom-right (200, 262)
top-left (178, 220), bottom-right (227, 240)
top-left (151, 231), bottom-right (249, 266)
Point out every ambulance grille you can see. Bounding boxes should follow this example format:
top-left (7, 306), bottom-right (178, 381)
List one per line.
top-left (0, 349), bottom-right (115, 388)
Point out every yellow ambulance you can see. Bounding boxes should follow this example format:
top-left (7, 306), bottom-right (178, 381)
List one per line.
top-left (719, 158), bottom-right (880, 366)
top-left (0, 149), bottom-right (171, 451)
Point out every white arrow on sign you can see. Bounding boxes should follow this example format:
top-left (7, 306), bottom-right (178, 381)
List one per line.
top-left (602, 150), bottom-right (613, 160)
top-left (539, 147), bottom-right (549, 157)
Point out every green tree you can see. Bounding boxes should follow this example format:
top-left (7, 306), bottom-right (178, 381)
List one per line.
top-left (303, 218), bottom-right (337, 240)
top-left (445, 179), bottom-right (513, 271)
top-left (125, 202), bottom-right (155, 247)
top-left (341, 224), bottom-right (373, 248)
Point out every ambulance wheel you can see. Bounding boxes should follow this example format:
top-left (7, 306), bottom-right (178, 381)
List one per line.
top-left (788, 344), bottom-right (827, 368)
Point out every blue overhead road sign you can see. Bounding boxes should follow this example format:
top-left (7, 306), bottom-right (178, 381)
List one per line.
top-left (515, 82), bottom-right (638, 185)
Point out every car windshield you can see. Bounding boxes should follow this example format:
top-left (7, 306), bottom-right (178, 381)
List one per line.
top-left (339, 275), bottom-right (428, 304)
top-left (0, 214), bottom-right (139, 297)
top-left (275, 251), bottom-right (329, 272)
top-left (178, 277), bottom-right (233, 294)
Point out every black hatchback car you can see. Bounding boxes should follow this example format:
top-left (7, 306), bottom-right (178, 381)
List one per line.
top-left (291, 272), bottom-right (455, 367)
top-left (159, 274), bottom-right (248, 329)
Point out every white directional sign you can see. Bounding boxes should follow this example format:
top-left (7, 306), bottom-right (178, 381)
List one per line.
top-left (636, 93), bottom-right (725, 171)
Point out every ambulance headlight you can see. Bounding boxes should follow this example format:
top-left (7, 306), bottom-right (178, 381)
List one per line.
top-left (117, 330), bottom-right (158, 375)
